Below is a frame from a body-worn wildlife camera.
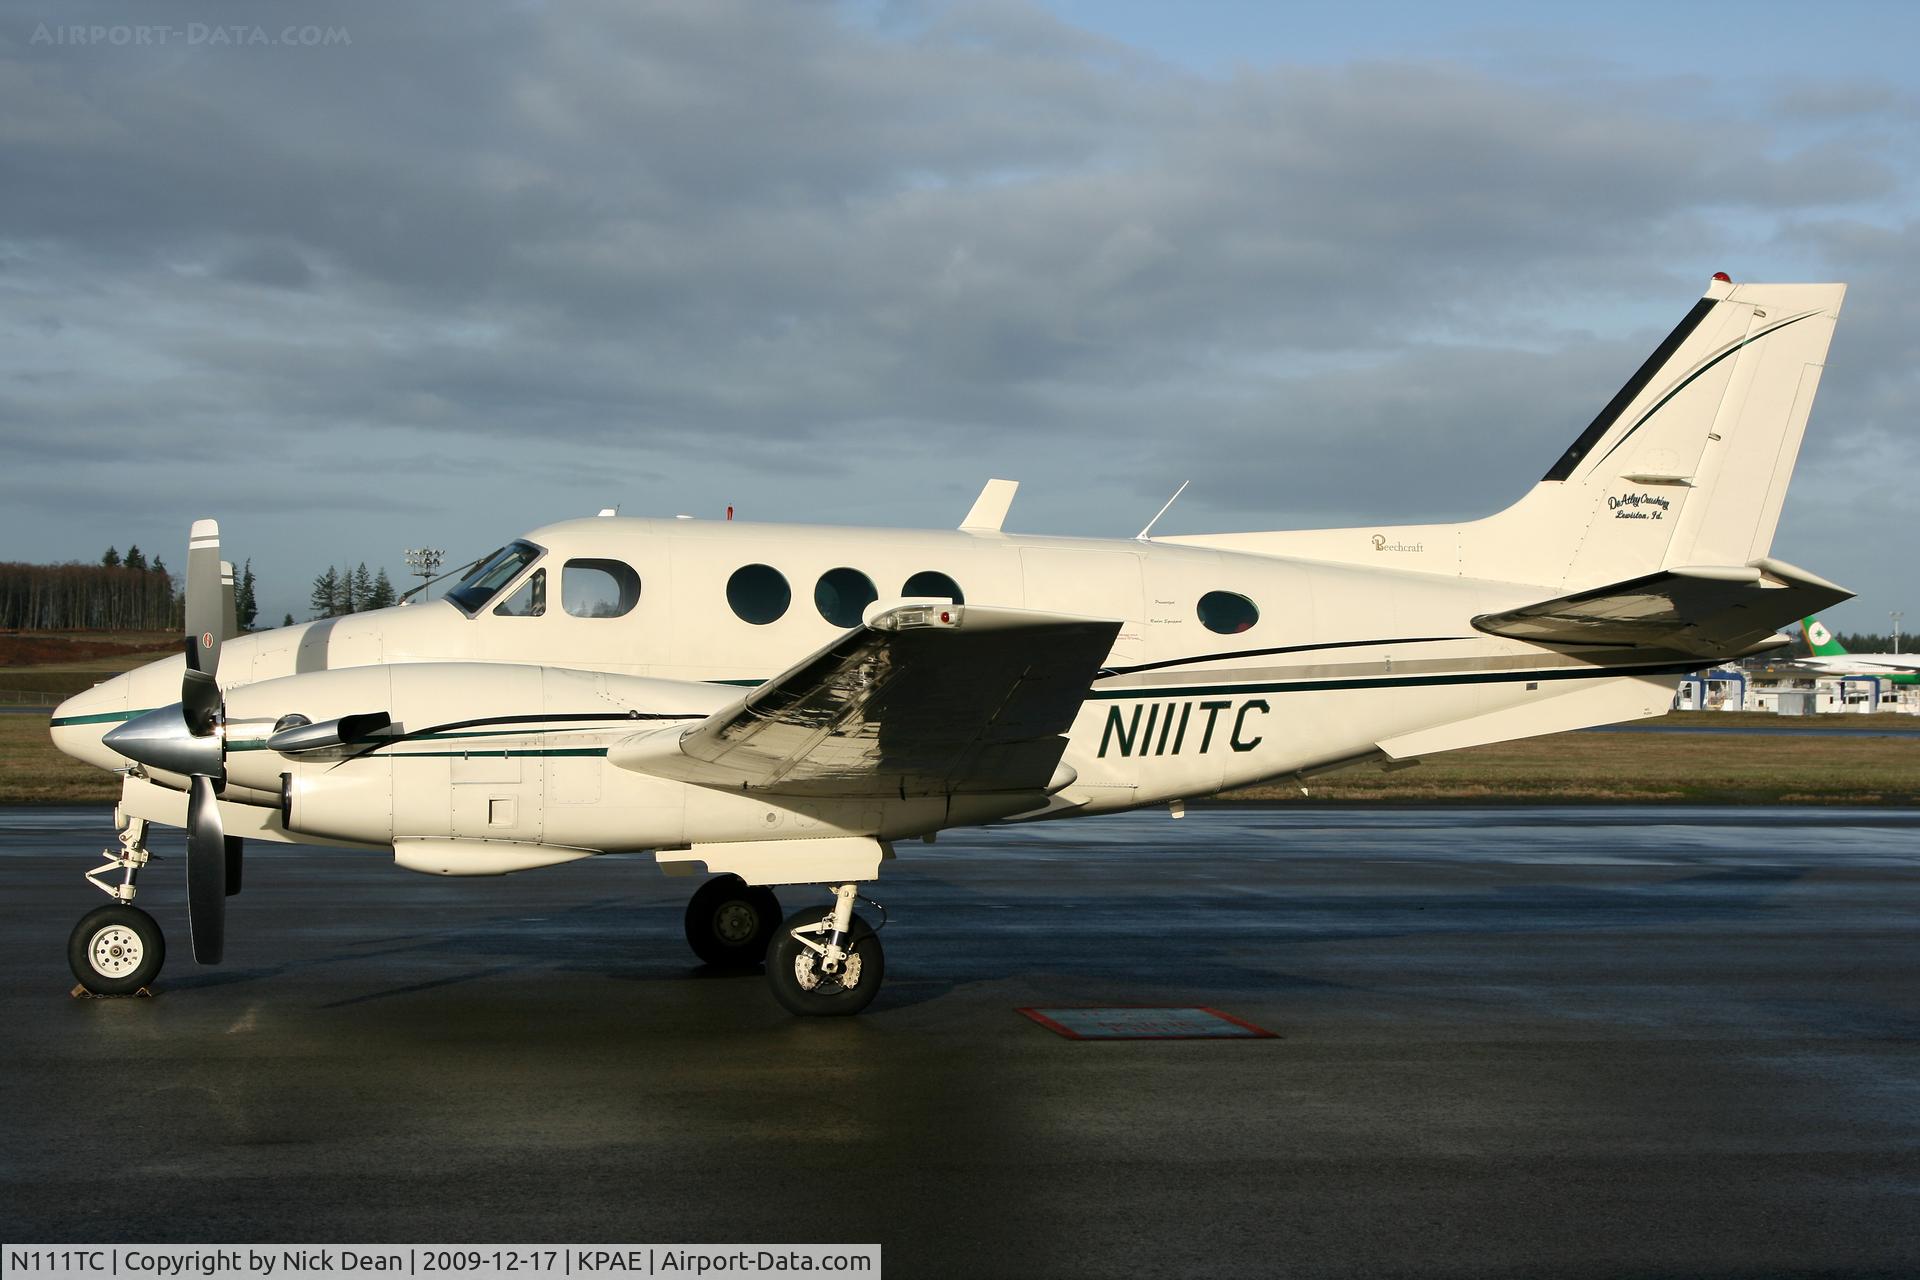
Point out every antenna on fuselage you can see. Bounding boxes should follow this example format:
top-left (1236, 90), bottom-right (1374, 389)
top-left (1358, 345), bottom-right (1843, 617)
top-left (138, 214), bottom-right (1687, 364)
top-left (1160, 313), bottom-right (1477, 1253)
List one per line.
top-left (1136, 480), bottom-right (1190, 541)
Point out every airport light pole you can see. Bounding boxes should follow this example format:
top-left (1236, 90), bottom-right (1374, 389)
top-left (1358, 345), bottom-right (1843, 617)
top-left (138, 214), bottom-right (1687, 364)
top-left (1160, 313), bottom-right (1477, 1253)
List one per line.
top-left (1894, 611), bottom-right (1905, 654)
top-left (404, 547), bottom-right (445, 602)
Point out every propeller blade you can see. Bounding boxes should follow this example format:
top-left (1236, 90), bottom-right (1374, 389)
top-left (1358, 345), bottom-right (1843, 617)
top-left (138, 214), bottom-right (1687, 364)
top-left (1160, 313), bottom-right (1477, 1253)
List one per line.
top-left (183, 520), bottom-right (223, 733)
top-left (187, 774), bottom-right (227, 964)
top-left (225, 835), bottom-right (244, 897)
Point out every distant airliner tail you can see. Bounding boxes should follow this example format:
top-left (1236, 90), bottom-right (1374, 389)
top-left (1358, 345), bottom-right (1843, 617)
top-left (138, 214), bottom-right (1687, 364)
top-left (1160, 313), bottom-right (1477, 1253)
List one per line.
top-left (1802, 615), bottom-right (1848, 655)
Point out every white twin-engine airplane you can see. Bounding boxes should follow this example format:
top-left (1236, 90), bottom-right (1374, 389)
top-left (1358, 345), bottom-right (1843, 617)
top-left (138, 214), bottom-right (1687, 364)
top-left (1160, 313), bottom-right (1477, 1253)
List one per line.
top-left (54, 275), bottom-right (1851, 1015)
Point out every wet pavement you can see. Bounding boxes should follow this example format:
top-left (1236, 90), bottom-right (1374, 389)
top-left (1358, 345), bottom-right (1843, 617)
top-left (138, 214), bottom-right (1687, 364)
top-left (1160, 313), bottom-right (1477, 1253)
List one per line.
top-left (3, 805), bottom-right (1918, 1277)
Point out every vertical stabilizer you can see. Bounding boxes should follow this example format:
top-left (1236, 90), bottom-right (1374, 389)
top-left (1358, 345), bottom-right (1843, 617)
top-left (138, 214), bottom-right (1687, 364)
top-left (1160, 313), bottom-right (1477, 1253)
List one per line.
top-left (1165, 276), bottom-right (1846, 592)
top-left (1802, 615), bottom-right (1848, 656)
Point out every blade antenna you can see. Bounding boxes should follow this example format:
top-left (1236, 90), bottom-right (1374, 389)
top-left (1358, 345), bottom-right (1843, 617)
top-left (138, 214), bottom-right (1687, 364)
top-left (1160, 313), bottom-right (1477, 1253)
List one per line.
top-left (1136, 480), bottom-right (1190, 541)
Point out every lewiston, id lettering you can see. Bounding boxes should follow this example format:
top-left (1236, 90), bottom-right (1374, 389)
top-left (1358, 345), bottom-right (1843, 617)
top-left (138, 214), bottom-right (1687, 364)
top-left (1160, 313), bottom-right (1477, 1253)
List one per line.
top-left (1098, 698), bottom-right (1269, 758)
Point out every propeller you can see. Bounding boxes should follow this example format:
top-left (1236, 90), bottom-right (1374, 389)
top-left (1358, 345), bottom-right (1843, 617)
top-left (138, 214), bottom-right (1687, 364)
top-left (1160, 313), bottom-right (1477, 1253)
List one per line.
top-left (104, 520), bottom-right (239, 963)
top-left (181, 522), bottom-right (236, 962)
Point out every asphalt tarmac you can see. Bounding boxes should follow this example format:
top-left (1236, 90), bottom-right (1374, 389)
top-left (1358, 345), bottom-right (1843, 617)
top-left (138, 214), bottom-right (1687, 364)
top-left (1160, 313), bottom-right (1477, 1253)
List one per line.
top-left (3, 805), bottom-right (1918, 1278)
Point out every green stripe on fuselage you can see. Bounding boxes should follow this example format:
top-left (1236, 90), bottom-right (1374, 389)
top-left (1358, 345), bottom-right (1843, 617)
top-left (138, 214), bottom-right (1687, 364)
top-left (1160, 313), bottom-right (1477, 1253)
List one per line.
top-left (49, 708), bottom-right (148, 727)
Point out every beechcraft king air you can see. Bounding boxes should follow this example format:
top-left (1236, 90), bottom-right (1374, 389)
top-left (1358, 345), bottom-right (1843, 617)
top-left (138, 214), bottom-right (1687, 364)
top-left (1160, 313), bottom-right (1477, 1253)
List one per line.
top-left (52, 275), bottom-right (1852, 1015)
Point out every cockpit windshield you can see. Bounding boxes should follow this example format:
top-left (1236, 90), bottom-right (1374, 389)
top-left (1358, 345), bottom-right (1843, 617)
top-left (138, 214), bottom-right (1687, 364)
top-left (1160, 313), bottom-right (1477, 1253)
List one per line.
top-left (445, 541), bottom-right (542, 614)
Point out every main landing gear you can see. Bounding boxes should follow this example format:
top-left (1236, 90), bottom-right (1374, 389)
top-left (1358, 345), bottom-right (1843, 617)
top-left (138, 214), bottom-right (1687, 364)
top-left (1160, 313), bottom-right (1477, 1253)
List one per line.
top-left (767, 883), bottom-right (885, 1017)
top-left (68, 818), bottom-right (165, 994)
top-left (683, 874), bottom-right (782, 969)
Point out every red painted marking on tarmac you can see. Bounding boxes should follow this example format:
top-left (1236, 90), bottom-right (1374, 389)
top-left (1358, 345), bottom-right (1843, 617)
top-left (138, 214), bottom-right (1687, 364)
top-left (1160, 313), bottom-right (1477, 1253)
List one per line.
top-left (1017, 1006), bottom-right (1277, 1040)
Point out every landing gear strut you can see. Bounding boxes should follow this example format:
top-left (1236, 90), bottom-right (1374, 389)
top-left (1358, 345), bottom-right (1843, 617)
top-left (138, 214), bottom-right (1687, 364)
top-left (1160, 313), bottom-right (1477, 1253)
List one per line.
top-left (683, 874), bottom-right (782, 969)
top-left (767, 883), bottom-right (885, 1017)
top-left (69, 818), bottom-right (166, 994)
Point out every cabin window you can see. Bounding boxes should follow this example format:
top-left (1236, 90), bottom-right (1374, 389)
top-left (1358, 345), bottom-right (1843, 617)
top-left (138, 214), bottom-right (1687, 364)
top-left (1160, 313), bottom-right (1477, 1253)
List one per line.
top-left (815, 567), bottom-right (878, 628)
top-left (563, 559), bottom-right (641, 618)
top-left (901, 570), bottom-right (964, 605)
top-left (446, 541), bottom-right (541, 614)
top-left (727, 563), bottom-right (791, 625)
top-left (493, 569), bottom-right (546, 617)
top-left (1197, 590), bottom-right (1258, 635)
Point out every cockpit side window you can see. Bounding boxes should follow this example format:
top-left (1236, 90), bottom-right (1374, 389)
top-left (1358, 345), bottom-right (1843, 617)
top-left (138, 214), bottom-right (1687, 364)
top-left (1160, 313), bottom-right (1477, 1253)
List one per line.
top-left (563, 559), bottom-right (641, 618)
top-left (446, 541), bottom-right (541, 614)
top-left (493, 569), bottom-right (546, 617)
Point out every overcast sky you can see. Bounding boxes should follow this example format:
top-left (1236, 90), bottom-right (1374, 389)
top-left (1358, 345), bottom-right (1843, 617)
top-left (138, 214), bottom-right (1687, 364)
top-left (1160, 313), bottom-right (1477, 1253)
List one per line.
top-left (2, 0), bottom-right (1914, 632)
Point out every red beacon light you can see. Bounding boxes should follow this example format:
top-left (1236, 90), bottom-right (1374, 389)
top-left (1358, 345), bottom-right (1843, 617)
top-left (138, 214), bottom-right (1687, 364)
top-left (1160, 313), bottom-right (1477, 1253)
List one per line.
top-left (1712, 271), bottom-right (1732, 282)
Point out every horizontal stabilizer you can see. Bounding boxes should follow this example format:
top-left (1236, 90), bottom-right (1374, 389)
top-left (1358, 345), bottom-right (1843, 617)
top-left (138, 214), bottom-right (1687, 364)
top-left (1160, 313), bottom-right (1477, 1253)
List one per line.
top-left (609, 603), bottom-right (1119, 796)
top-left (1473, 558), bottom-right (1851, 657)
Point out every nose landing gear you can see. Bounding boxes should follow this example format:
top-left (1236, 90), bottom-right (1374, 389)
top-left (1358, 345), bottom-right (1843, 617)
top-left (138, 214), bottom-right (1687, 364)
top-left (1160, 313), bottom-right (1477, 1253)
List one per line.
top-left (69, 818), bottom-right (165, 995)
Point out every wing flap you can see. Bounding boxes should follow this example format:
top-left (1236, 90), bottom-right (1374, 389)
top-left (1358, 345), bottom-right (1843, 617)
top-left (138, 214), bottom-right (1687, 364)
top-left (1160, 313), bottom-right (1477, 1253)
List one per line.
top-left (610, 604), bottom-right (1120, 796)
top-left (1473, 558), bottom-right (1851, 656)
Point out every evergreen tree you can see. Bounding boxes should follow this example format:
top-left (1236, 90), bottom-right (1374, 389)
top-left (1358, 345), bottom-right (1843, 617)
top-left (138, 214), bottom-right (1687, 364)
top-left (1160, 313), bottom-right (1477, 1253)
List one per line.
top-left (124, 544), bottom-right (147, 571)
top-left (101, 546), bottom-right (120, 568)
top-left (236, 560), bottom-right (259, 630)
top-left (351, 563), bottom-right (375, 613)
top-left (369, 567), bottom-right (396, 609)
top-left (310, 566), bottom-right (341, 619)
top-left (282, 613), bottom-right (296, 628)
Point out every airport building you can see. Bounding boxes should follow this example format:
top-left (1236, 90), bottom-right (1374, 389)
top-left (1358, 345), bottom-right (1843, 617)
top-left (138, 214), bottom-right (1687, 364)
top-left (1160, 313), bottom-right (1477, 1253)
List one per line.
top-left (1673, 668), bottom-right (1918, 715)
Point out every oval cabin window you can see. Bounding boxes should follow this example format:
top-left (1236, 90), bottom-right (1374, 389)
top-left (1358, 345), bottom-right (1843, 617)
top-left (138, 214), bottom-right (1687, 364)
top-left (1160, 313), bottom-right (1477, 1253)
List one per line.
top-left (563, 559), bottom-right (641, 618)
top-left (901, 570), bottom-right (964, 605)
top-left (727, 564), bottom-right (791, 625)
top-left (815, 567), bottom-right (878, 628)
top-left (1197, 590), bottom-right (1258, 635)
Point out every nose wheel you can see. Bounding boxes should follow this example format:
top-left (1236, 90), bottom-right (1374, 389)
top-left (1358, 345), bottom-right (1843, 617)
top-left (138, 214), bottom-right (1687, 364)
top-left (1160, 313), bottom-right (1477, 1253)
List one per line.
top-left (69, 904), bottom-right (166, 995)
top-left (69, 817), bottom-right (166, 994)
top-left (683, 874), bottom-right (782, 969)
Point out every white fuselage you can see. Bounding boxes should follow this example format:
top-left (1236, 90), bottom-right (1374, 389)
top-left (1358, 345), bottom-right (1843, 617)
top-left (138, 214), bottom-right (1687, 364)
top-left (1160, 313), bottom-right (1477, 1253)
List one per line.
top-left (54, 515), bottom-right (1683, 857)
top-left (1798, 654), bottom-right (1920, 677)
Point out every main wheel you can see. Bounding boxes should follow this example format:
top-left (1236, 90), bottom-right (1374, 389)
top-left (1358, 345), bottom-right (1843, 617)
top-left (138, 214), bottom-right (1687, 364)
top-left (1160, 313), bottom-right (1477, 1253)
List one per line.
top-left (68, 904), bottom-right (165, 995)
top-left (684, 875), bottom-right (781, 969)
top-left (766, 908), bottom-right (883, 1017)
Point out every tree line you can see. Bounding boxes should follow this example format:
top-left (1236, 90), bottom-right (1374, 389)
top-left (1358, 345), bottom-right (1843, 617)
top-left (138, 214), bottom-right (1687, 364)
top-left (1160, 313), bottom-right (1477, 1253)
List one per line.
top-left (0, 543), bottom-right (409, 633)
top-left (0, 546), bottom-right (181, 630)
top-left (310, 563), bottom-right (397, 618)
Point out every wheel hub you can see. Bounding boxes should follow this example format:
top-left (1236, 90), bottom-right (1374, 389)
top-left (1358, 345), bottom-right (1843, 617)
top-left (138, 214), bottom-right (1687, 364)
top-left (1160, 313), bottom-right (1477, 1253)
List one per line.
top-left (713, 901), bottom-right (760, 945)
top-left (88, 925), bottom-right (144, 978)
top-left (793, 948), bottom-right (860, 994)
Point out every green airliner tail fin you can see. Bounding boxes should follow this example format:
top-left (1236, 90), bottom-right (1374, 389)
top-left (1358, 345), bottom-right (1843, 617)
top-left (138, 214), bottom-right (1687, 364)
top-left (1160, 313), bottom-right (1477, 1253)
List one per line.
top-left (1801, 615), bottom-right (1849, 656)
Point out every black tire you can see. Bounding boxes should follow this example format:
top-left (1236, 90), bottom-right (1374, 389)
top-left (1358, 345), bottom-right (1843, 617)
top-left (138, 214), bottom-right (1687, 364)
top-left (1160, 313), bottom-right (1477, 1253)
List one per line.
top-left (684, 875), bottom-right (781, 969)
top-left (68, 904), bottom-right (165, 995)
top-left (766, 907), bottom-right (883, 1017)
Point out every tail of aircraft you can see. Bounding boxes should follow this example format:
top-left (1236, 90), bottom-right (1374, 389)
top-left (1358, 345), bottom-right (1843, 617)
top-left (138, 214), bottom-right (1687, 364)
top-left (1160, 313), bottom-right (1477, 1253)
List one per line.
top-left (1167, 275), bottom-right (1847, 595)
top-left (1802, 615), bottom-right (1848, 655)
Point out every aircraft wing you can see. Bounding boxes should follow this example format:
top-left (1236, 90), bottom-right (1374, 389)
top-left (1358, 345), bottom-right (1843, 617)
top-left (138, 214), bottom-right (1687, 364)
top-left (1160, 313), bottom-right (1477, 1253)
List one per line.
top-left (609, 604), bottom-right (1120, 796)
top-left (1472, 558), bottom-right (1852, 658)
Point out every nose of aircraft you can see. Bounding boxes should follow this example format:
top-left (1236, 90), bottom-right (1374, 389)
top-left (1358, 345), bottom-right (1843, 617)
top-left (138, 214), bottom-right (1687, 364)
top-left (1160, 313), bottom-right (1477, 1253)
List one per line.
top-left (49, 671), bottom-right (135, 771)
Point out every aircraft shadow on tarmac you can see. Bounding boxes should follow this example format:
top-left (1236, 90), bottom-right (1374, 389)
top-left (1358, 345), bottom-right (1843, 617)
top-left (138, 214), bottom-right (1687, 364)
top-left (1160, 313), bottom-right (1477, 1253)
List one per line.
top-left (143, 862), bottom-right (1818, 1017)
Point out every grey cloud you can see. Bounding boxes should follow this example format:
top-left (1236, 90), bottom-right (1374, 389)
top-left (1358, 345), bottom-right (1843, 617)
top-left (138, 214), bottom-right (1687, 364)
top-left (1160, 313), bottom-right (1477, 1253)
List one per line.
top-left (0, 0), bottom-right (1913, 625)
